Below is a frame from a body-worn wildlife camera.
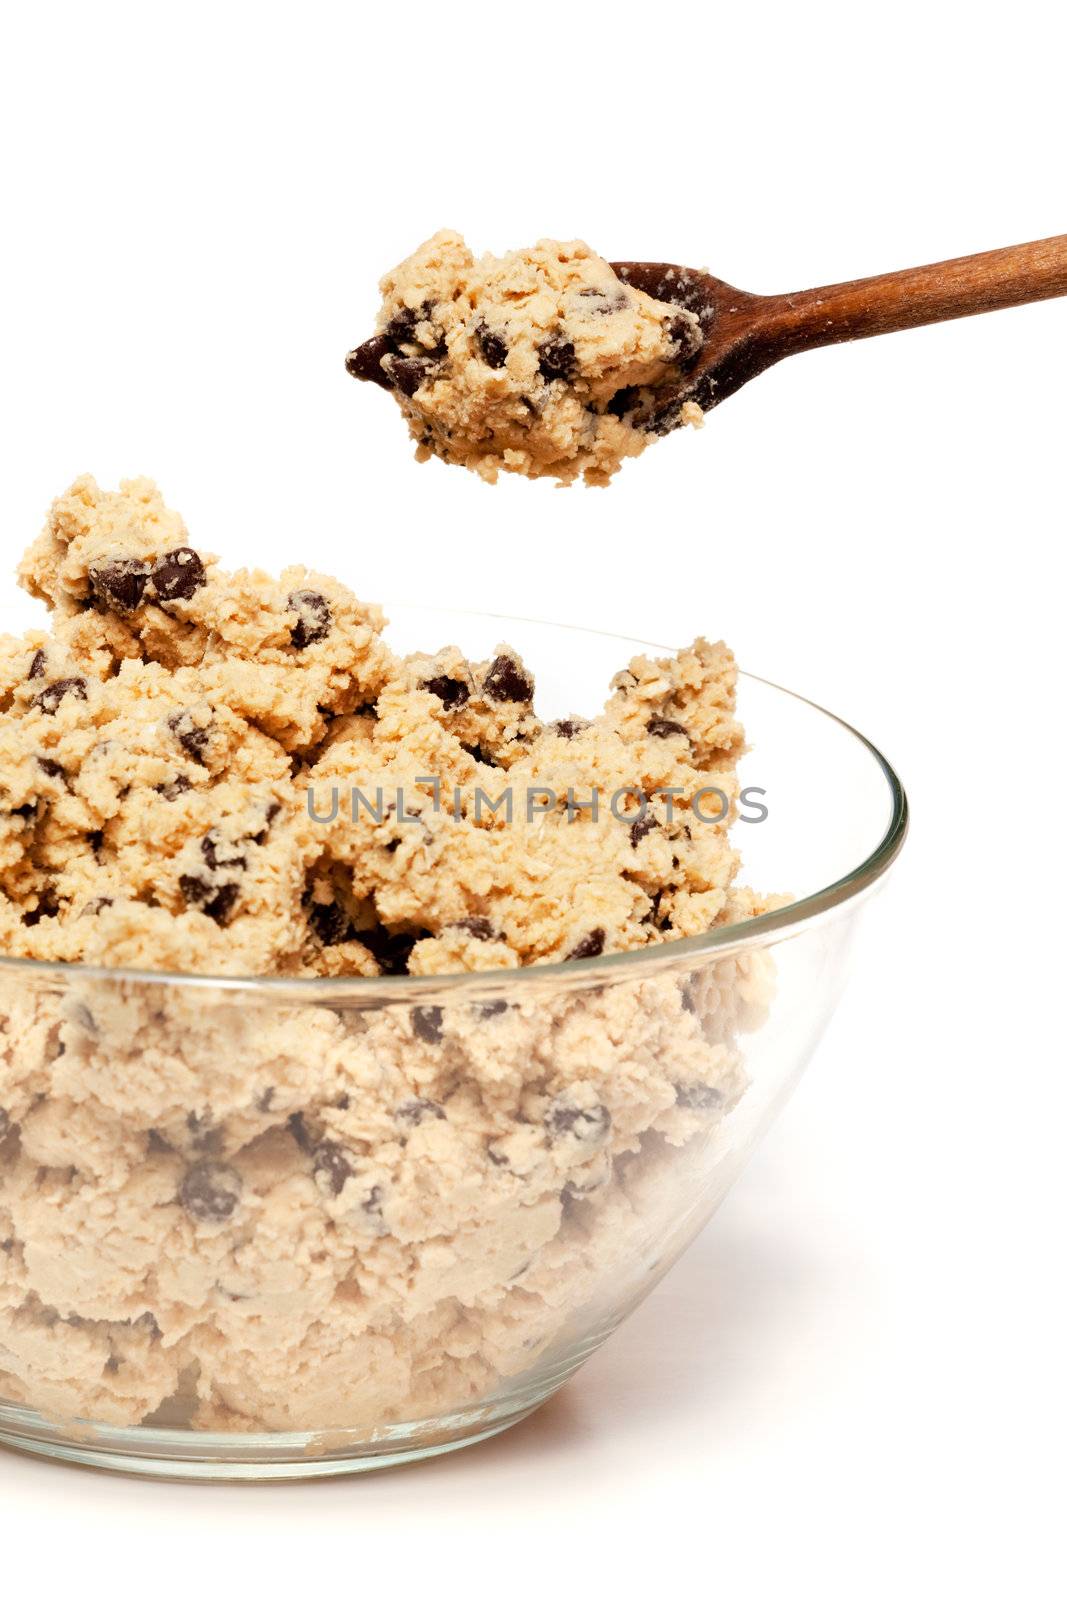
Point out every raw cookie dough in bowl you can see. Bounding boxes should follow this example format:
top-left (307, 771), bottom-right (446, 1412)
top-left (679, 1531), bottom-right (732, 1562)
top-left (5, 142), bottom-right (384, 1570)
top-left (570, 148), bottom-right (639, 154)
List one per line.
top-left (0, 485), bottom-right (906, 1478)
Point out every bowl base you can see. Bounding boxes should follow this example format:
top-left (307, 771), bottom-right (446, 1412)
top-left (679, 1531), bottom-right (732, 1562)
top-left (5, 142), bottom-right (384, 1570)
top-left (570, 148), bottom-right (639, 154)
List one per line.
top-left (0, 1395), bottom-right (549, 1482)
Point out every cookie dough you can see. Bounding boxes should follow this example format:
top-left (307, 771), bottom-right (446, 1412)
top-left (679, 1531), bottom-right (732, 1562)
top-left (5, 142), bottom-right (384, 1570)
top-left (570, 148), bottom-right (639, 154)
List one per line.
top-left (0, 477), bottom-right (780, 1444)
top-left (346, 232), bottom-right (706, 485)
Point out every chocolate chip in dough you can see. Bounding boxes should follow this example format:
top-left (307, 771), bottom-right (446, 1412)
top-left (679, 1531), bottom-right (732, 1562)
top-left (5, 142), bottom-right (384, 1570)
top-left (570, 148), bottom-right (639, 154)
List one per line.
top-left (312, 1140), bottom-right (355, 1198)
top-left (412, 1005), bottom-right (444, 1044)
top-left (179, 1161), bottom-right (243, 1223)
top-left (287, 589), bottom-right (332, 650)
top-left (452, 915), bottom-right (497, 941)
top-left (79, 897), bottom-right (114, 918)
top-left (178, 875), bottom-right (240, 925)
top-left (34, 678), bottom-right (87, 716)
top-left (544, 1098), bottom-right (612, 1143)
top-left (156, 774), bottom-right (192, 801)
top-left (388, 356), bottom-right (438, 398)
top-left (646, 717), bottom-right (689, 740)
top-left (90, 557), bottom-right (150, 614)
top-left (346, 334), bottom-right (394, 389)
top-left (309, 901), bottom-right (354, 947)
top-left (565, 928), bottom-right (606, 961)
top-left (422, 675), bottom-right (470, 710)
top-left (395, 1098), bottom-right (446, 1127)
top-left (201, 830), bottom-right (247, 872)
top-left (666, 312), bottom-right (703, 365)
top-left (629, 813), bottom-right (658, 847)
top-left (353, 925), bottom-right (421, 974)
top-left (537, 336), bottom-right (577, 382)
top-left (483, 655), bottom-right (533, 704)
top-left (674, 1082), bottom-right (725, 1112)
top-left (151, 548), bottom-right (206, 605)
top-left (476, 324), bottom-right (508, 368)
top-left (167, 709), bottom-right (211, 763)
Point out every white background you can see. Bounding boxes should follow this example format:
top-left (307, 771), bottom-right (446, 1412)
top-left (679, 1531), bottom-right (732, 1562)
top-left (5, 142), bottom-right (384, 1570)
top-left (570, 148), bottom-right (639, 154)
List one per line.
top-left (1, 2), bottom-right (1064, 1594)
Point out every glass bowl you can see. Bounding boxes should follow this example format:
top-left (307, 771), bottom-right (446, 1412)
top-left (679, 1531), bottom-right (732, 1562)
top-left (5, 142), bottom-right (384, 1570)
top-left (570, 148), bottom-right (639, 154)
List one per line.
top-left (0, 609), bottom-right (907, 1480)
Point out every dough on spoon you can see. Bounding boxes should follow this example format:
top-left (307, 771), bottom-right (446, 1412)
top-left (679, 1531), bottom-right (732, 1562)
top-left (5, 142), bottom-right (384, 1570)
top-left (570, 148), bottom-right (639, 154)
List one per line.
top-left (346, 231), bottom-right (705, 485)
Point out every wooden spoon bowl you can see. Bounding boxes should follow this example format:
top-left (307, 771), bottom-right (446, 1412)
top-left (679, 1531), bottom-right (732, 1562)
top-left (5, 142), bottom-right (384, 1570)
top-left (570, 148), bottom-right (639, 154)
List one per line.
top-left (613, 234), bottom-right (1067, 434)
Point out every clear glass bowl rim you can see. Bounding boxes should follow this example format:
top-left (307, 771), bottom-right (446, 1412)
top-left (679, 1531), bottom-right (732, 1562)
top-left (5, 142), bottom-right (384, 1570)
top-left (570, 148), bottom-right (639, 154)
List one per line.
top-left (0, 617), bottom-right (908, 1001)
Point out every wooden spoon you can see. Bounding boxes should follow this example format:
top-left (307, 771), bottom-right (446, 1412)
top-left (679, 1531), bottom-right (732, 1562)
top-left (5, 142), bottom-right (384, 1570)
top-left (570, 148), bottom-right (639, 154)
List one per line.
top-left (612, 234), bottom-right (1067, 433)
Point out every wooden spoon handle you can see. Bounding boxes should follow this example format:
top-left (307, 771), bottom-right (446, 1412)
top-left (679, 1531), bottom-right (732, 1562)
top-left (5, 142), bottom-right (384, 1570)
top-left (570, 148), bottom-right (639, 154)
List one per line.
top-left (756, 233), bottom-right (1067, 357)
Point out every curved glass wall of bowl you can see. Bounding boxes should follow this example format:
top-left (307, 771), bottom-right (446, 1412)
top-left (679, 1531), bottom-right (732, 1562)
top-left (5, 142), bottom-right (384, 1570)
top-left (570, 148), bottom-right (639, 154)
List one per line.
top-left (0, 611), bottom-right (906, 1480)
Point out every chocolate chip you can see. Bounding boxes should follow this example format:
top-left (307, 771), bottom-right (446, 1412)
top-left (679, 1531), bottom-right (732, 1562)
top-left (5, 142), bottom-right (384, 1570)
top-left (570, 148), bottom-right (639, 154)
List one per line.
top-left (37, 757), bottom-right (66, 780)
top-left (566, 928), bottom-right (605, 961)
top-left (483, 654), bottom-right (533, 704)
top-left (389, 356), bottom-right (438, 398)
top-left (353, 925), bottom-right (421, 974)
top-left (309, 901), bottom-right (353, 946)
top-left (395, 1098), bottom-right (446, 1127)
top-left (148, 547), bottom-right (206, 607)
top-left (312, 1140), bottom-right (355, 1198)
top-left (79, 897), bottom-right (114, 918)
top-left (89, 557), bottom-right (150, 614)
top-left (550, 718), bottom-right (588, 739)
top-left (476, 324), bottom-right (508, 368)
top-left (412, 1005), bottom-right (444, 1044)
top-left (201, 830), bottom-right (247, 872)
top-left (28, 649), bottom-right (46, 679)
top-left (179, 875), bottom-right (240, 925)
top-left (674, 1082), bottom-right (725, 1112)
top-left (452, 915), bottom-right (497, 941)
top-left (544, 1099), bottom-right (611, 1143)
top-left (578, 287), bottom-right (627, 314)
top-left (156, 774), bottom-right (192, 801)
top-left (646, 717), bottom-right (689, 740)
top-left (287, 589), bottom-right (332, 650)
top-left (179, 1161), bottom-right (242, 1223)
top-left (460, 742), bottom-right (497, 766)
top-left (478, 1000), bottom-right (508, 1019)
top-left (422, 675), bottom-right (470, 710)
top-left (167, 709), bottom-right (211, 763)
top-left (251, 800), bottom-right (282, 844)
top-left (346, 333), bottom-right (394, 389)
top-left (537, 336), bottom-right (576, 382)
top-left (185, 1111), bottom-right (220, 1152)
top-left (362, 1185), bottom-right (384, 1221)
top-left (666, 312), bottom-right (703, 365)
top-left (383, 305), bottom-right (420, 344)
top-left (629, 813), bottom-right (658, 847)
top-left (34, 677), bottom-right (87, 716)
